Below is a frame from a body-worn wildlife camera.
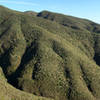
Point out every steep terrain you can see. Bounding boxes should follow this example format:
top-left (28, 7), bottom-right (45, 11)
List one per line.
top-left (0, 5), bottom-right (100, 100)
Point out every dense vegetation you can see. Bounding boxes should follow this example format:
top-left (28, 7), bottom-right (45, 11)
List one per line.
top-left (0, 5), bottom-right (100, 100)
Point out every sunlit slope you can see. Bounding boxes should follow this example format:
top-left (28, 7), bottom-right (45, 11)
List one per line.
top-left (0, 6), bottom-right (100, 100)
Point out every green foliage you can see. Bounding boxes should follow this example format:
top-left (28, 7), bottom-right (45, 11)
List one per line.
top-left (0, 5), bottom-right (100, 100)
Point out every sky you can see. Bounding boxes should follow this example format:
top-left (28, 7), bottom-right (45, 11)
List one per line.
top-left (0, 0), bottom-right (100, 24)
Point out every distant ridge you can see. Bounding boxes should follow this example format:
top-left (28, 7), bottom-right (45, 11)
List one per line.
top-left (24, 11), bottom-right (37, 16)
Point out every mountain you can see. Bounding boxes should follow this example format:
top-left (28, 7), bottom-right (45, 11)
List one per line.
top-left (24, 11), bottom-right (37, 16)
top-left (0, 5), bottom-right (100, 100)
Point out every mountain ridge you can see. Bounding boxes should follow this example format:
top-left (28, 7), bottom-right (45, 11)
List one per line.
top-left (0, 5), bottom-right (100, 100)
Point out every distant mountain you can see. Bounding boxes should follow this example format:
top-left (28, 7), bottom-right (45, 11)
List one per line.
top-left (24, 11), bottom-right (37, 16)
top-left (0, 5), bottom-right (100, 100)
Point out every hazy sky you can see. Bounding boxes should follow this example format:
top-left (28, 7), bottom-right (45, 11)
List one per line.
top-left (0, 0), bottom-right (100, 23)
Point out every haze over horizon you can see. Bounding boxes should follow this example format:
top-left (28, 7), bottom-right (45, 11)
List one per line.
top-left (0, 0), bottom-right (100, 24)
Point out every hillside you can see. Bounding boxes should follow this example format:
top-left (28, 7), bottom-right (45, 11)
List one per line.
top-left (24, 11), bottom-right (37, 16)
top-left (0, 5), bottom-right (100, 100)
